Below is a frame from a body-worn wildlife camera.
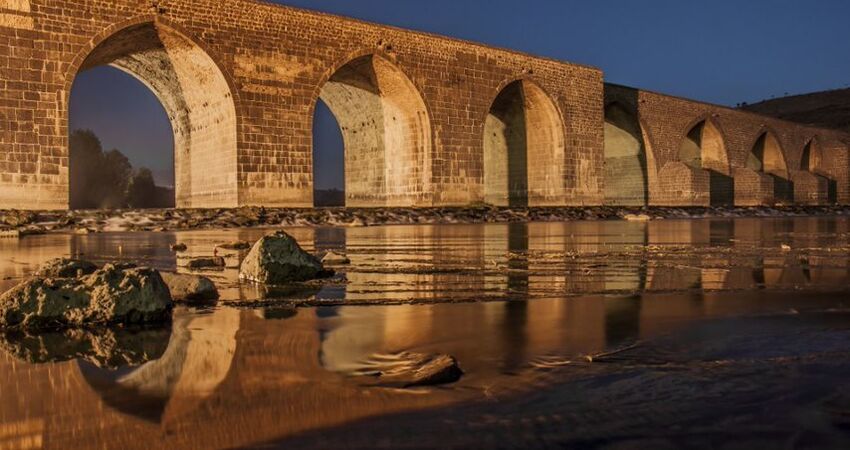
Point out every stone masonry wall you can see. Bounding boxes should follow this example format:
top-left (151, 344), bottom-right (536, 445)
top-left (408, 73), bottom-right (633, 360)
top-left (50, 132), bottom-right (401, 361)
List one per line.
top-left (0, 0), bottom-right (848, 210)
top-left (606, 84), bottom-right (850, 206)
top-left (0, 0), bottom-right (604, 209)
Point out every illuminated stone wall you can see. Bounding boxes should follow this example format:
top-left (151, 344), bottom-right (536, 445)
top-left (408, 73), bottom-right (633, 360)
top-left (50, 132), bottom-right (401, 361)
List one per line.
top-left (0, 0), bottom-right (847, 209)
top-left (606, 84), bottom-right (850, 207)
top-left (0, 0), bottom-right (603, 209)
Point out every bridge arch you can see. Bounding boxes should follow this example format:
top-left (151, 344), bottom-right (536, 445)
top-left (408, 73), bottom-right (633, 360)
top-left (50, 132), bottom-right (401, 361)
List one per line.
top-left (801, 138), bottom-right (822, 172)
top-left (798, 137), bottom-right (837, 204)
top-left (603, 102), bottom-right (654, 206)
top-left (746, 129), bottom-right (789, 177)
top-left (748, 129), bottom-right (793, 203)
top-left (677, 117), bottom-right (733, 205)
top-left (310, 53), bottom-right (433, 207)
top-left (65, 17), bottom-right (239, 209)
top-left (482, 78), bottom-right (566, 207)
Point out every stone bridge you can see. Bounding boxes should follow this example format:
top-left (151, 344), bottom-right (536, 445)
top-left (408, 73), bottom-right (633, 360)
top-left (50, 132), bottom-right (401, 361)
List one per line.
top-left (0, 0), bottom-right (847, 210)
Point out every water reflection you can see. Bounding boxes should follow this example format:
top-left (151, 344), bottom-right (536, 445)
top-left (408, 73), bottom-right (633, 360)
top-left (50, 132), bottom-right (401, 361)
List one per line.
top-left (2, 219), bottom-right (850, 447)
top-left (0, 327), bottom-right (169, 368)
top-left (4, 218), bottom-right (850, 303)
top-left (2, 290), bottom-right (848, 449)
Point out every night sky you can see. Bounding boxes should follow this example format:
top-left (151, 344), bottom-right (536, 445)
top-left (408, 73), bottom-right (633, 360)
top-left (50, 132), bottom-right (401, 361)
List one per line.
top-left (68, 0), bottom-right (850, 189)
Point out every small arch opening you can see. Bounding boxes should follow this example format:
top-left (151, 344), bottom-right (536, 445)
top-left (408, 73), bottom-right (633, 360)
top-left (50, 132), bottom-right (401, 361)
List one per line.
top-left (802, 140), bottom-right (838, 204)
top-left (678, 120), bottom-right (733, 206)
top-left (749, 132), bottom-right (793, 203)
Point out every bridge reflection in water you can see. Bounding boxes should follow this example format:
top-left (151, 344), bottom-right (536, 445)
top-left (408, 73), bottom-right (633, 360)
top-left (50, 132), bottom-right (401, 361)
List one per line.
top-left (1, 218), bottom-right (850, 448)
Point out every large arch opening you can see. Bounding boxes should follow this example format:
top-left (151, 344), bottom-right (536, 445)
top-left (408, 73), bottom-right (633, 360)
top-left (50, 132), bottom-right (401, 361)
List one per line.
top-left (483, 80), bottom-right (565, 207)
top-left (69, 22), bottom-right (238, 209)
top-left (748, 132), bottom-right (793, 203)
top-left (604, 103), bottom-right (647, 206)
top-left (314, 55), bottom-right (432, 207)
top-left (678, 120), bottom-right (733, 206)
top-left (69, 68), bottom-right (174, 209)
top-left (802, 139), bottom-right (838, 204)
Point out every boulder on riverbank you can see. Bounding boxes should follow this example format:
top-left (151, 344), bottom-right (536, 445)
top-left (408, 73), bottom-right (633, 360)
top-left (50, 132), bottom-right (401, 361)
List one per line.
top-left (239, 231), bottom-right (328, 284)
top-left (160, 272), bottom-right (219, 303)
top-left (0, 264), bottom-right (173, 330)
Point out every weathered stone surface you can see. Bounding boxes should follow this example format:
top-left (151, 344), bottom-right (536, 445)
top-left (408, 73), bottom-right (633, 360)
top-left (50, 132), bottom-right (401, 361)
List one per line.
top-left (368, 353), bottom-right (464, 388)
top-left (185, 257), bottom-right (226, 270)
top-left (239, 231), bottom-right (325, 284)
top-left (217, 241), bottom-right (252, 251)
top-left (0, 210), bottom-right (36, 227)
top-left (35, 258), bottom-right (98, 278)
top-left (0, 0), bottom-right (847, 211)
top-left (160, 272), bottom-right (219, 303)
top-left (171, 243), bottom-right (188, 252)
top-left (321, 251), bottom-right (351, 265)
top-left (0, 326), bottom-right (170, 368)
top-left (0, 265), bottom-right (173, 330)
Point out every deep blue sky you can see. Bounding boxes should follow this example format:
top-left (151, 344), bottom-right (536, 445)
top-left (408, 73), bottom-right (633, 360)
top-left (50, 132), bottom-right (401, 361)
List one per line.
top-left (69, 0), bottom-right (850, 189)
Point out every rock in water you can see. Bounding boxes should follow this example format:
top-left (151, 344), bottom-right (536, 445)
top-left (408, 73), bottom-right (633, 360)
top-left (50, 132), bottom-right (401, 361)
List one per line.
top-left (362, 352), bottom-right (464, 388)
top-left (239, 231), bottom-right (325, 284)
top-left (185, 257), bottom-right (226, 270)
top-left (160, 272), bottom-right (219, 303)
top-left (0, 264), bottom-right (173, 330)
top-left (217, 241), bottom-right (252, 251)
top-left (35, 258), bottom-right (98, 278)
top-left (321, 251), bottom-right (351, 265)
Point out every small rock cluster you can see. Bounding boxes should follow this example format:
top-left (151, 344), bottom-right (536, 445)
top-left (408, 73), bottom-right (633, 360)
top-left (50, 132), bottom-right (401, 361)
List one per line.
top-left (0, 231), bottom-right (336, 330)
top-left (5, 205), bottom-right (850, 234)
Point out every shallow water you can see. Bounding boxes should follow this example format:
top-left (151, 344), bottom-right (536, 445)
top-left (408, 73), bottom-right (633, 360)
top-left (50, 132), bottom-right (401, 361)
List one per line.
top-left (2, 218), bottom-right (850, 449)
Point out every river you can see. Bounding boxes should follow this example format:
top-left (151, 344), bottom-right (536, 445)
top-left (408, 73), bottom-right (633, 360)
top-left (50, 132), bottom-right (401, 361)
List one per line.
top-left (2, 218), bottom-right (850, 448)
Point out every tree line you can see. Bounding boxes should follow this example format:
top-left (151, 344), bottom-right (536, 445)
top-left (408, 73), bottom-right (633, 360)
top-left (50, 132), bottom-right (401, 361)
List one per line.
top-left (69, 129), bottom-right (175, 210)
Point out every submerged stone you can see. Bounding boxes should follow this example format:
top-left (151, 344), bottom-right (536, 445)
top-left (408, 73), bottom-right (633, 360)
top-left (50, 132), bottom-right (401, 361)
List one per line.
top-left (160, 272), bottom-right (219, 303)
top-left (185, 257), bottom-right (226, 270)
top-left (217, 241), bottom-right (252, 251)
top-left (35, 258), bottom-right (98, 278)
top-left (0, 264), bottom-right (173, 330)
top-left (239, 231), bottom-right (327, 284)
top-left (321, 251), bottom-right (351, 265)
top-left (365, 352), bottom-right (464, 388)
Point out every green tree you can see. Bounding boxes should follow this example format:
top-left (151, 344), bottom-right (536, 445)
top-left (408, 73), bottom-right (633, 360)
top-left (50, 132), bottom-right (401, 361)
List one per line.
top-left (100, 149), bottom-right (132, 209)
top-left (69, 129), bottom-right (104, 209)
top-left (126, 167), bottom-right (158, 208)
top-left (69, 129), bottom-right (134, 209)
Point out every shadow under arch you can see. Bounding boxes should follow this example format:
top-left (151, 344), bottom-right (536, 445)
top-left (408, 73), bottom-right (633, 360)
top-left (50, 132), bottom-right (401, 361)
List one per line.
top-left (311, 53), bottom-right (433, 207)
top-left (482, 78), bottom-right (566, 207)
top-left (603, 102), bottom-right (654, 206)
top-left (678, 118), bottom-right (734, 206)
top-left (66, 18), bottom-right (239, 209)
top-left (748, 129), bottom-right (793, 203)
top-left (801, 137), bottom-right (838, 204)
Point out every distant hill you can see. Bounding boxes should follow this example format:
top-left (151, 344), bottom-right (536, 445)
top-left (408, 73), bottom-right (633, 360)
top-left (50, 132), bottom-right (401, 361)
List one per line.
top-left (740, 88), bottom-right (850, 133)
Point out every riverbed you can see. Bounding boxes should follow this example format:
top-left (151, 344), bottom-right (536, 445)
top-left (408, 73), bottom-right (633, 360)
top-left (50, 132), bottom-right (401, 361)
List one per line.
top-left (2, 218), bottom-right (850, 448)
